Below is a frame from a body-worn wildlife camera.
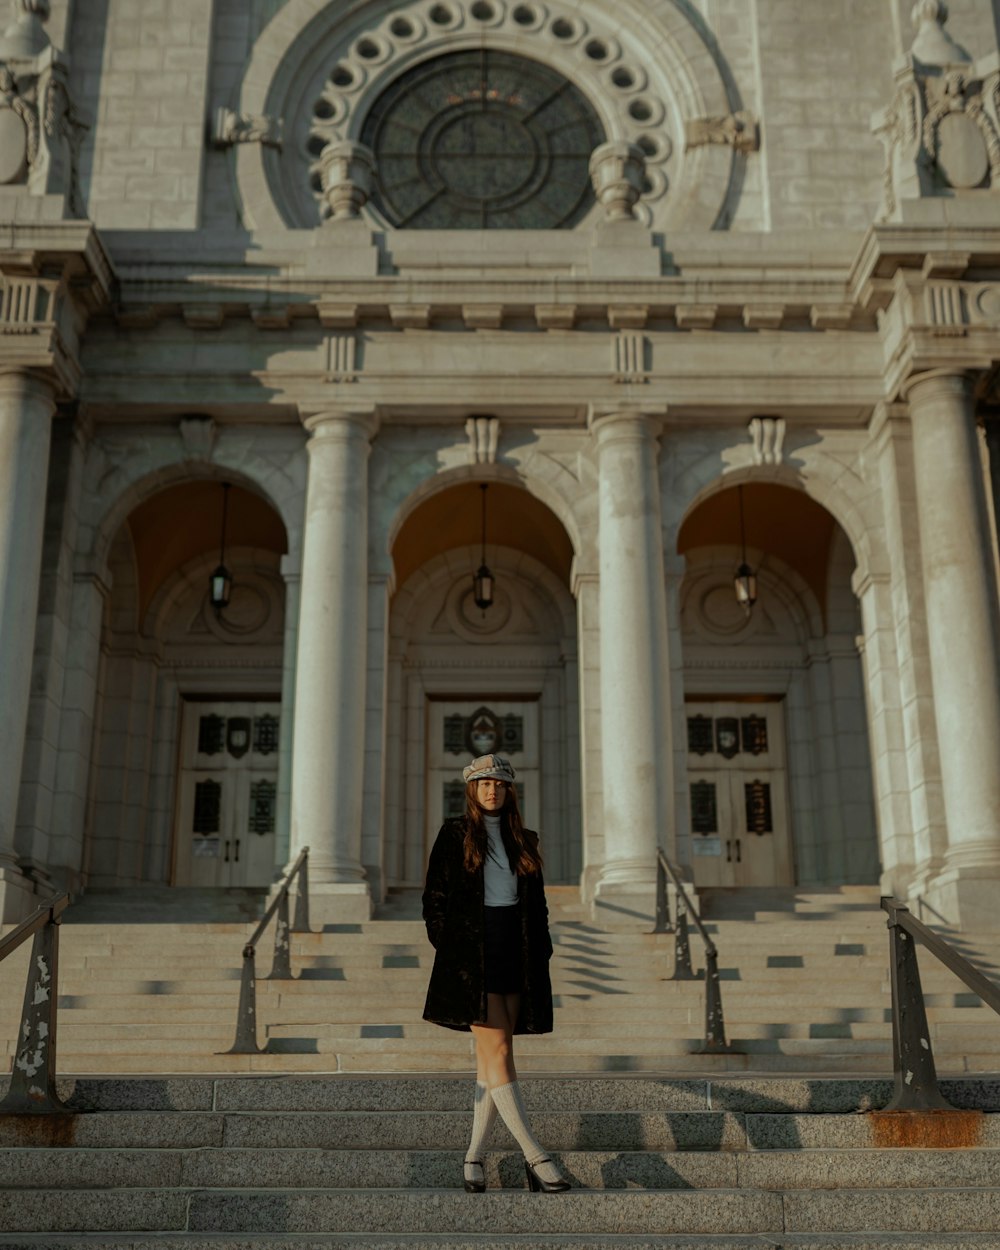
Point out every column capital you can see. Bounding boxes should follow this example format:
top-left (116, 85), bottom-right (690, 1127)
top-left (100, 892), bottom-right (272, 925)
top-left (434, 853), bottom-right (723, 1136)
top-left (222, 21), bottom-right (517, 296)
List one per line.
top-left (900, 368), bottom-right (979, 405)
top-left (301, 404), bottom-right (379, 441)
top-left (0, 369), bottom-right (58, 409)
top-left (588, 404), bottom-right (666, 442)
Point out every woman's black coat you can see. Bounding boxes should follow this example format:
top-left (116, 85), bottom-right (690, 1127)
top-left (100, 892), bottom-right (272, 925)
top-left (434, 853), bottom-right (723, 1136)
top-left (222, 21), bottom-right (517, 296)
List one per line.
top-left (421, 818), bottom-right (554, 1034)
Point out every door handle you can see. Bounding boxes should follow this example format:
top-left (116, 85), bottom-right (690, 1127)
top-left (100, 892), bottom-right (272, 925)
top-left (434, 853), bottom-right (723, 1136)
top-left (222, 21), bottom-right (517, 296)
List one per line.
top-left (726, 840), bottom-right (732, 863)
top-left (234, 839), bottom-right (240, 862)
top-left (735, 839), bottom-right (742, 863)
top-left (224, 840), bottom-right (230, 863)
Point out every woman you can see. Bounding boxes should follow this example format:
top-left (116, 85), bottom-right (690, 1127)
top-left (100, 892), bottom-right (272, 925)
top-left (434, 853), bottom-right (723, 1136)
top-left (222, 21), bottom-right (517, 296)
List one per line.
top-left (422, 753), bottom-right (570, 1194)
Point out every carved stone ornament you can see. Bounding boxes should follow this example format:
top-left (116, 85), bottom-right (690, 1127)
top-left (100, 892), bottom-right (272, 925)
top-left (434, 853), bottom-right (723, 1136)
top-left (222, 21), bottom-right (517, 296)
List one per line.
top-left (612, 331), bottom-right (648, 384)
top-left (588, 141), bottom-right (646, 222)
top-left (684, 111), bottom-right (759, 153)
top-left (319, 139), bottom-right (375, 220)
top-left (0, 0), bottom-right (88, 217)
top-left (212, 106), bottom-right (283, 151)
top-left (466, 415), bottom-right (499, 465)
top-left (871, 1), bottom-right (1000, 220)
top-left (749, 416), bottom-right (786, 466)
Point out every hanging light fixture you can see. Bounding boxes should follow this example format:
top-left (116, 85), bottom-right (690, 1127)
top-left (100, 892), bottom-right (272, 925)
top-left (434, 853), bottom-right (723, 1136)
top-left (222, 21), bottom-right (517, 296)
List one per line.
top-left (473, 483), bottom-right (494, 611)
top-left (209, 482), bottom-right (233, 612)
top-left (734, 483), bottom-right (757, 617)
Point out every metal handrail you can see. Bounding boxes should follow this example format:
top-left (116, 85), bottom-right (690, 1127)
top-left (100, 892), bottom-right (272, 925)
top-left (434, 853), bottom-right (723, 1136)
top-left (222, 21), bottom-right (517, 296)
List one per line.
top-left (881, 895), bottom-right (1000, 1111)
top-left (0, 893), bottom-right (72, 1114)
top-left (655, 850), bottom-right (740, 1054)
top-left (224, 847), bottom-right (311, 1055)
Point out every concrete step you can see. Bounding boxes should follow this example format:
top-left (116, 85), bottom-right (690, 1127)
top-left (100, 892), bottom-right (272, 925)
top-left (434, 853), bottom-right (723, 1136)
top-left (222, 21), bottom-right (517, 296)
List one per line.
top-left (7, 1146), bottom-right (1000, 1191)
top-left (3, 1185), bottom-right (1000, 1237)
top-left (5, 1073), bottom-right (998, 1114)
top-left (3, 1238), bottom-right (1000, 1250)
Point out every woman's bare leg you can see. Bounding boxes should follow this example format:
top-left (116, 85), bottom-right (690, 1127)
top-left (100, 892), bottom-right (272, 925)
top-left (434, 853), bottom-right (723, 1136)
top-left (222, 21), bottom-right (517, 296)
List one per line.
top-left (471, 993), bottom-right (520, 1087)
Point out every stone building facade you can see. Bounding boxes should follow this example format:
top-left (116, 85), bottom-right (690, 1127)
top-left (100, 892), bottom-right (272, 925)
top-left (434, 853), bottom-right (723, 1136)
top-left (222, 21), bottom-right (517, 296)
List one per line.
top-left (1, 0), bottom-right (999, 928)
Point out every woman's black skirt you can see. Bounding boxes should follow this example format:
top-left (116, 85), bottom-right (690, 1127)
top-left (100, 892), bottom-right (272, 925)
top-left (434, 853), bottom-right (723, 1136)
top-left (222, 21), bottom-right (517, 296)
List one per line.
top-left (483, 904), bottom-right (524, 995)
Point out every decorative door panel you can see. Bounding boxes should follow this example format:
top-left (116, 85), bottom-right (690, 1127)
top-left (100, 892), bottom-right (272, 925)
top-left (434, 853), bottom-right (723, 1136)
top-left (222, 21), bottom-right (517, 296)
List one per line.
top-left (174, 700), bottom-right (280, 887)
top-left (685, 701), bottom-right (792, 888)
top-left (426, 698), bottom-right (539, 858)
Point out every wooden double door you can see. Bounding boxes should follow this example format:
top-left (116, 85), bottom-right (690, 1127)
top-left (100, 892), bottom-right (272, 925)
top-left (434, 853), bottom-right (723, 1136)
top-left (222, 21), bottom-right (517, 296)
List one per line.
top-left (685, 699), bottom-right (793, 888)
top-left (173, 700), bottom-right (280, 887)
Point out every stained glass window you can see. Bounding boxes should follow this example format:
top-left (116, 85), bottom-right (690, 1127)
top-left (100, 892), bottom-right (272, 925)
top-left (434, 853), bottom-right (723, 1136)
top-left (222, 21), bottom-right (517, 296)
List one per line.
top-left (690, 781), bottom-right (718, 834)
top-left (360, 49), bottom-right (604, 229)
top-left (745, 780), bottom-right (773, 834)
top-left (248, 780), bottom-right (276, 835)
top-left (254, 714), bottom-right (280, 756)
top-left (198, 715), bottom-right (225, 756)
top-left (193, 780), bottom-right (221, 833)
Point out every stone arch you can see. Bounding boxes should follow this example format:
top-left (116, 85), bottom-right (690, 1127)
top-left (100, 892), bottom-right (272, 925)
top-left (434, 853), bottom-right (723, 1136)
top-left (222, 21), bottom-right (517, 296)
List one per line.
top-left (79, 429), bottom-right (304, 578)
top-left (381, 457), bottom-right (589, 585)
top-left (664, 439), bottom-right (883, 586)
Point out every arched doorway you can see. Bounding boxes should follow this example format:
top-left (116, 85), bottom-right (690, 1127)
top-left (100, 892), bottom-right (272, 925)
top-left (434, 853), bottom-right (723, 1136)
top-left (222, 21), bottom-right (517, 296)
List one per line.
top-left (86, 479), bottom-right (289, 889)
top-left (677, 483), bottom-right (879, 890)
top-left (385, 480), bottom-right (580, 886)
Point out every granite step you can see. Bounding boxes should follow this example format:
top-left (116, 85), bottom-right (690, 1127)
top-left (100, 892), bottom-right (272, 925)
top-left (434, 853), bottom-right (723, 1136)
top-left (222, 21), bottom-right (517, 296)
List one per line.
top-left (2, 1186), bottom-right (1000, 1237)
top-left (5, 1146), bottom-right (1000, 1191)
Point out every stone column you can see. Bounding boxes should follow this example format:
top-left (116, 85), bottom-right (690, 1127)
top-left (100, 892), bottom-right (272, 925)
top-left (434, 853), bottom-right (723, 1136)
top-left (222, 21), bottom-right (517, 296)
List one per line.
top-left (289, 407), bottom-right (377, 921)
top-left (591, 408), bottom-right (672, 926)
top-left (275, 553), bottom-right (301, 870)
top-left (0, 372), bottom-right (57, 920)
top-left (905, 370), bottom-right (1000, 927)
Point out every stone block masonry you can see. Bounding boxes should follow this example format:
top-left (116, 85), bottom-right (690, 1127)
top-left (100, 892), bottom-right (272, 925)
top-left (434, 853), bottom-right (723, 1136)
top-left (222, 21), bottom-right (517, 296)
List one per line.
top-left (71, 0), bottom-right (214, 230)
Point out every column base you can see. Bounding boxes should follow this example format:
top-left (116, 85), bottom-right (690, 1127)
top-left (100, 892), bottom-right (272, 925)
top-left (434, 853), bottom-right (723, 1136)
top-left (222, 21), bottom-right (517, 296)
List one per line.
top-left (916, 866), bottom-right (1000, 932)
top-left (307, 882), bottom-right (373, 925)
top-left (0, 866), bottom-right (39, 923)
top-left (590, 875), bottom-right (658, 931)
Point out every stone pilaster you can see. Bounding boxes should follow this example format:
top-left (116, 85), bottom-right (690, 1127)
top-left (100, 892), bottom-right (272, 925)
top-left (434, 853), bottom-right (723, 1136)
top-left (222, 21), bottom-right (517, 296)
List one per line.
top-left (289, 406), bottom-right (378, 921)
top-left (904, 370), bottom-right (1000, 927)
top-left (0, 370), bottom-right (56, 919)
top-left (590, 407), bottom-right (671, 927)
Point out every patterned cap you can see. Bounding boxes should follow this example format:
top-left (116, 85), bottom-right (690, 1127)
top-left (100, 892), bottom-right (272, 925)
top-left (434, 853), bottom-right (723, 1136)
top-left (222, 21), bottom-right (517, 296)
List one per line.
top-left (462, 754), bottom-right (517, 784)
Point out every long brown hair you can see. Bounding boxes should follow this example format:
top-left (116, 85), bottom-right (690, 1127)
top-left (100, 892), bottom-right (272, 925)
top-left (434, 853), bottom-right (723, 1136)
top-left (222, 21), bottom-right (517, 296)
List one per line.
top-left (461, 779), bottom-right (542, 876)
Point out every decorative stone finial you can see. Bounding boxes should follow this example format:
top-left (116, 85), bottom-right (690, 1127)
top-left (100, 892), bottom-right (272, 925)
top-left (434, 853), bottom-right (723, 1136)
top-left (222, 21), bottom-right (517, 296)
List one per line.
top-left (588, 141), bottom-right (646, 222)
top-left (319, 140), bottom-right (375, 220)
top-left (910, 0), bottom-right (970, 66)
top-left (0, 0), bottom-right (51, 60)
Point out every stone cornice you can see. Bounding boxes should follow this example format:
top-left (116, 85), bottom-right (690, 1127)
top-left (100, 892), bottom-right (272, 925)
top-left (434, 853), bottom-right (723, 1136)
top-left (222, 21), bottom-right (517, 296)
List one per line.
top-left (0, 223), bottom-right (117, 397)
top-left (108, 276), bottom-right (873, 336)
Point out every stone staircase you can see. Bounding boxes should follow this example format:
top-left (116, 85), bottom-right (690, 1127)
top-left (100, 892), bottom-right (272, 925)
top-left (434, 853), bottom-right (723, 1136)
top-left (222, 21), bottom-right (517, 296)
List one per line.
top-left (2, 884), bottom-right (999, 1076)
top-left (3, 885), bottom-right (1000, 1246)
top-left (1, 1073), bottom-right (1000, 1247)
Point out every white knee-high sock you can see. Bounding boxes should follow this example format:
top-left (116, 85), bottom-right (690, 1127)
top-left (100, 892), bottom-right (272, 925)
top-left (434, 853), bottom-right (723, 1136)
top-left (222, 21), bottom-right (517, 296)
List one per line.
top-left (490, 1080), bottom-right (562, 1181)
top-left (465, 1081), bottom-right (497, 1163)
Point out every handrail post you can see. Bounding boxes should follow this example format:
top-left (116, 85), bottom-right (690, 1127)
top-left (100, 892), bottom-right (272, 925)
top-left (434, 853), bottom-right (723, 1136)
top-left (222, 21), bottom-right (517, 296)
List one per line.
top-left (224, 943), bottom-right (265, 1055)
top-left (292, 851), bottom-right (311, 933)
top-left (653, 854), bottom-right (672, 934)
top-left (268, 888), bottom-right (293, 980)
top-left (0, 913), bottom-right (70, 1113)
top-left (699, 945), bottom-right (732, 1054)
top-left (669, 902), bottom-right (697, 981)
top-left (883, 898), bottom-right (955, 1111)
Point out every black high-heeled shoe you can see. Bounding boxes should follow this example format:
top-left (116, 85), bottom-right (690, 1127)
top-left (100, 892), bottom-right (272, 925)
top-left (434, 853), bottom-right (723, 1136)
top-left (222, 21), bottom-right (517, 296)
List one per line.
top-left (524, 1158), bottom-right (570, 1193)
top-left (463, 1159), bottom-right (486, 1193)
